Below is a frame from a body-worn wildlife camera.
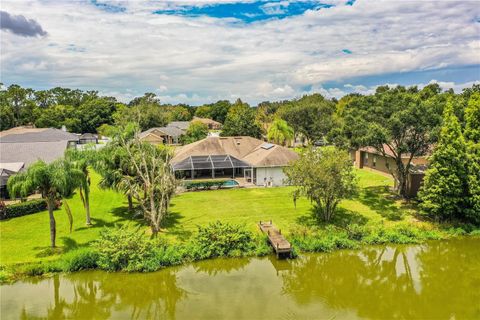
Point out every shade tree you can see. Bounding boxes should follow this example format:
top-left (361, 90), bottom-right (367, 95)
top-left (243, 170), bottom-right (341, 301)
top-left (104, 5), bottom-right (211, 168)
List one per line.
top-left (284, 147), bottom-right (357, 222)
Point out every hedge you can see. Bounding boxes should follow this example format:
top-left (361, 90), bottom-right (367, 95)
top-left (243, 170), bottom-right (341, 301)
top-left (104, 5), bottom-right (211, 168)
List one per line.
top-left (0, 199), bottom-right (48, 220)
top-left (184, 180), bottom-right (228, 191)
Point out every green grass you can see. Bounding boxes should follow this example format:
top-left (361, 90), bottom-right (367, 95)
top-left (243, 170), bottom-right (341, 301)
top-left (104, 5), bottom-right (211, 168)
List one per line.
top-left (0, 168), bottom-right (415, 266)
top-left (0, 172), bottom-right (135, 265)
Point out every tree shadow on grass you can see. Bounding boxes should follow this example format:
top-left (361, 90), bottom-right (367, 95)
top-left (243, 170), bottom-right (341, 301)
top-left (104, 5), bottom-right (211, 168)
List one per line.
top-left (74, 206), bottom-right (146, 232)
top-left (295, 206), bottom-right (369, 229)
top-left (161, 211), bottom-right (193, 241)
top-left (329, 207), bottom-right (369, 228)
top-left (357, 186), bottom-right (405, 221)
top-left (34, 246), bottom-right (64, 258)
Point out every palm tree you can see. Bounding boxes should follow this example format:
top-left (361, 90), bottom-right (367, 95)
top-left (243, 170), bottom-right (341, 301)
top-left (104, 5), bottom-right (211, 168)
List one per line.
top-left (267, 118), bottom-right (294, 146)
top-left (8, 159), bottom-right (83, 248)
top-left (94, 124), bottom-right (139, 212)
top-left (65, 149), bottom-right (93, 225)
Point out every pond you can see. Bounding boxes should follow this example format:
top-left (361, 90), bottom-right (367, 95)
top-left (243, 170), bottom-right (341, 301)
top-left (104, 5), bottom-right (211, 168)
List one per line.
top-left (1, 238), bottom-right (479, 319)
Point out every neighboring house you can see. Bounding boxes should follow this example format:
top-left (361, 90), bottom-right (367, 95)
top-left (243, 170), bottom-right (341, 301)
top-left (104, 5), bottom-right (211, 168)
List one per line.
top-left (167, 121), bottom-right (190, 131)
top-left (79, 133), bottom-right (98, 144)
top-left (139, 119), bottom-right (222, 146)
top-left (0, 127), bottom-right (80, 198)
top-left (192, 117), bottom-right (222, 130)
top-left (139, 126), bottom-right (185, 145)
top-left (171, 136), bottom-right (299, 186)
top-left (0, 163), bottom-right (24, 198)
top-left (139, 121), bottom-right (190, 146)
top-left (353, 145), bottom-right (430, 197)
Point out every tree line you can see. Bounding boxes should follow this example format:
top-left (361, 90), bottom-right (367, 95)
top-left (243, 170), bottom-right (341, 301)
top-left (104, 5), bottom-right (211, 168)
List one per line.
top-left (2, 82), bottom-right (479, 222)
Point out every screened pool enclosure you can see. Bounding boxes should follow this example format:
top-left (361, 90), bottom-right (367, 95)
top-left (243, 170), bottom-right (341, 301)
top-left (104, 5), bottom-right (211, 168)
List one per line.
top-left (172, 155), bottom-right (252, 180)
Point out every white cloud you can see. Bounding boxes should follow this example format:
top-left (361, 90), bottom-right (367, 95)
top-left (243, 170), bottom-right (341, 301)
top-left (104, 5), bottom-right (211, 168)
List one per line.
top-left (306, 80), bottom-right (480, 100)
top-left (0, 0), bottom-right (479, 105)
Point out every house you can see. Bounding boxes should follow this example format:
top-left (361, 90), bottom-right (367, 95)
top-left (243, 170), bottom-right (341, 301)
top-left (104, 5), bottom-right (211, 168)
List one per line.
top-left (138, 121), bottom-right (190, 146)
top-left (0, 127), bottom-right (80, 198)
top-left (0, 163), bottom-right (24, 198)
top-left (139, 126), bottom-right (185, 145)
top-left (167, 121), bottom-right (190, 131)
top-left (78, 133), bottom-right (98, 144)
top-left (139, 119), bottom-right (223, 146)
top-left (353, 145), bottom-right (430, 197)
top-left (171, 136), bottom-right (299, 186)
top-left (192, 117), bottom-right (222, 130)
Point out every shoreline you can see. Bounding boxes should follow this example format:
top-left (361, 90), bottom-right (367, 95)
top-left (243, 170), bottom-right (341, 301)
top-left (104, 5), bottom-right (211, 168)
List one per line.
top-left (2, 232), bottom-right (478, 285)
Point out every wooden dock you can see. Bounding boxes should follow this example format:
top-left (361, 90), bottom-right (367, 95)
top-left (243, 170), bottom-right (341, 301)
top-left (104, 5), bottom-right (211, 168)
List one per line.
top-left (258, 220), bottom-right (292, 258)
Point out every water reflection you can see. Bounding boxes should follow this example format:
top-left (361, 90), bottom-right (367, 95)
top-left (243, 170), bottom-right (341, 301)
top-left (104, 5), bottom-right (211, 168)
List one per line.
top-left (281, 238), bottom-right (480, 319)
top-left (3, 238), bottom-right (480, 320)
top-left (192, 257), bottom-right (250, 275)
top-left (14, 269), bottom-right (186, 320)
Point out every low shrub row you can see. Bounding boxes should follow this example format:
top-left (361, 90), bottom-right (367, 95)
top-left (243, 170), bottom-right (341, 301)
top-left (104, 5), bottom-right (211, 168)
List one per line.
top-left (11, 221), bottom-right (271, 276)
top-left (290, 223), bottom-right (446, 253)
top-left (0, 199), bottom-right (48, 220)
top-left (5, 221), bottom-right (479, 282)
top-left (184, 180), bottom-right (228, 191)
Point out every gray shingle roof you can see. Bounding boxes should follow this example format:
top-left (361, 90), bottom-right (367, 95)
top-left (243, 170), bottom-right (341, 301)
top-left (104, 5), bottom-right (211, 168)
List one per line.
top-left (0, 141), bottom-right (70, 167)
top-left (140, 126), bottom-right (185, 138)
top-left (0, 128), bottom-right (79, 143)
top-left (167, 121), bottom-right (190, 130)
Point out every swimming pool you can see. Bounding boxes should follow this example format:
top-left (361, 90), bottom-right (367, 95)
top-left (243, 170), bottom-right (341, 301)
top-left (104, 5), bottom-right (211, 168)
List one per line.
top-left (222, 179), bottom-right (239, 187)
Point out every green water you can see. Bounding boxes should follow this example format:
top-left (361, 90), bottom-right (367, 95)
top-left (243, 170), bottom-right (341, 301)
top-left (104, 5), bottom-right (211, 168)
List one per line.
top-left (1, 238), bottom-right (479, 319)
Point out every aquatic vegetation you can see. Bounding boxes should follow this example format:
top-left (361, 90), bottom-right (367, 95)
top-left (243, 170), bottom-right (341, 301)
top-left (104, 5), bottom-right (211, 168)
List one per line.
top-left (290, 223), bottom-right (446, 252)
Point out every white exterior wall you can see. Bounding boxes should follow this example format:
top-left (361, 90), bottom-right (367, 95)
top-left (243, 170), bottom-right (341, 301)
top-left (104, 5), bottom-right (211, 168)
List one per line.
top-left (254, 166), bottom-right (288, 186)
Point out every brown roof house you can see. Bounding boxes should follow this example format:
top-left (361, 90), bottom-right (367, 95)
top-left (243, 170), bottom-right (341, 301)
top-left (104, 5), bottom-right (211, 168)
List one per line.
top-left (171, 136), bottom-right (299, 186)
top-left (139, 126), bottom-right (185, 145)
top-left (138, 121), bottom-right (191, 145)
top-left (192, 117), bottom-right (222, 130)
top-left (353, 145), bottom-right (430, 197)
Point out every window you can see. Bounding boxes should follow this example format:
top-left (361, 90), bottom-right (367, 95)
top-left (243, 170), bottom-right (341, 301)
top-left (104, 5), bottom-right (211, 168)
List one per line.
top-left (363, 153), bottom-right (368, 165)
top-left (373, 156), bottom-right (377, 167)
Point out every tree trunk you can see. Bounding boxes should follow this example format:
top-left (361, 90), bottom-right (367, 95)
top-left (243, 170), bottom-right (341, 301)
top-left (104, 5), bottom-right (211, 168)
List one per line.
top-left (80, 188), bottom-right (91, 225)
top-left (85, 199), bottom-right (91, 225)
top-left (47, 199), bottom-right (56, 248)
top-left (395, 160), bottom-right (408, 198)
top-left (127, 194), bottom-right (133, 212)
top-left (151, 224), bottom-right (159, 237)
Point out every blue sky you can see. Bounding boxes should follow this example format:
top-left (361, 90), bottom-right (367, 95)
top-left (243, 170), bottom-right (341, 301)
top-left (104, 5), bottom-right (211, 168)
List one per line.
top-left (1, 0), bottom-right (479, 104)
top-left (153, 1), bottom-right (333, 23)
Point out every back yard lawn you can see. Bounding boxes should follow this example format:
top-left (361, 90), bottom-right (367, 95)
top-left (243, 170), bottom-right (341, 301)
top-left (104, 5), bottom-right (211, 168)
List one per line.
top-left (0, 168), bottom-right (414, 266)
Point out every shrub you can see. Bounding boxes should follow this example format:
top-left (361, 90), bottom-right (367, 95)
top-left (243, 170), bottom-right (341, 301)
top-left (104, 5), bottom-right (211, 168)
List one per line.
top-left (60, 248), bottom-right (99, 272)
top-left (470, 229), bottom-right (480, 236)
top-left (291, 223), bottom-right (445, 252)
top-left (0, 199), bottom-right (48, 220)
top-left (17, 261), bottom-right (62, 277)
top-left (93, 226), bottom-right (159, 272)
top-left (153, 245), bottom-right (186, 267)
top-left (189, 221), bottom-right (259, 259)
top-left (184, 180), bottom-right (228, 191)
top-left (291, 226), bottom-right (358, 252)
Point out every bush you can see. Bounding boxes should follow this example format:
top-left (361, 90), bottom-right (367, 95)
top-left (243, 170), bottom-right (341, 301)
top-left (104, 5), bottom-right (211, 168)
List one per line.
top-left (153, 245), bottom-right (186, 267)
top-left (189, 221), bottom-right (260, 259)
top-left (17, 261), bottom-right (62, 277)
top-left (291, 226), bottom-right (358, 252)
top-left (93, 226), bottom-right (160, 272)
top-left (184, 180), bottom-right (228, 191)
top-left (0, 199), bottom-right (48, 220)
top-left (470, 229), bottom-right (480, 236)
top-left (291, 223), bottom-right (445, 252)
top-left (60, 248), bottom-right (99, 272)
